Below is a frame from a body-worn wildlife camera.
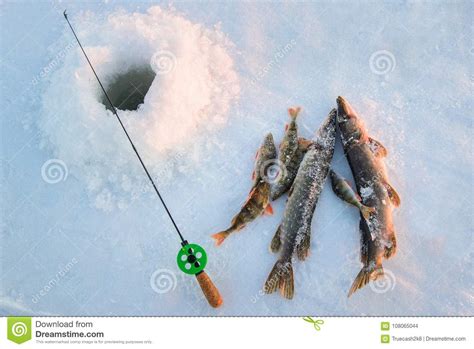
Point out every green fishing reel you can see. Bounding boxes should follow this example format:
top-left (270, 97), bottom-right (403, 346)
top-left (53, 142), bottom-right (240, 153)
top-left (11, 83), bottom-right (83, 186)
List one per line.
top-left (177, 242), bottom-right (207, 275)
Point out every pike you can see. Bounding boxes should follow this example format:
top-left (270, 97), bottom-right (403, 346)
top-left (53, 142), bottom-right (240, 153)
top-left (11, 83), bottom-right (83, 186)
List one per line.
top-left (212, 133), bottom-right (277, 246)
top-left (270, 107), bottom-right (312, 201)
top-left (264, 110), bottom-right (336, 299)
top-left (329, 169), bottom-right (375, 220)
top-left (336, 96), bottom-right (400, 297)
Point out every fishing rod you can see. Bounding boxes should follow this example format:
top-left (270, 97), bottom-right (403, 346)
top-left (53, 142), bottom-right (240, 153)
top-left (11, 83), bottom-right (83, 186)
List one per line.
top-left (63, 10), bottom-right (222, 308)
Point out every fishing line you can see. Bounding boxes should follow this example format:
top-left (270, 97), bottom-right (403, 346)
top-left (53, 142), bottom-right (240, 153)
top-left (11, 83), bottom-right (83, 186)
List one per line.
top-left (63, 10), bottom-right (222, 308)
top-left (63, 11), bottom-right (185, 244)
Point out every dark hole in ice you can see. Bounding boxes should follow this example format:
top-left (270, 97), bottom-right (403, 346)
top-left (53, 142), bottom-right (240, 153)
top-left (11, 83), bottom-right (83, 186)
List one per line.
top-left (102, 66), bottom-right (156, 112)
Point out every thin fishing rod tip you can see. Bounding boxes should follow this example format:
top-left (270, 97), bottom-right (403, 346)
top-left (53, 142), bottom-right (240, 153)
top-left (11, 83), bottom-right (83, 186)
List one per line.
top-left (63, 10), bottom-right (67, 19)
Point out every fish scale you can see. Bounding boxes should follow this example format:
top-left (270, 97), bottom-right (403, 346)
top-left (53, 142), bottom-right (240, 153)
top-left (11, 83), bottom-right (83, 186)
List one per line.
top-left (264, 109), bottom-right (336, 300)
top-left (211, 133), bottom-right (277, 246)
top-left (336, 96), bottom-right (400, 297)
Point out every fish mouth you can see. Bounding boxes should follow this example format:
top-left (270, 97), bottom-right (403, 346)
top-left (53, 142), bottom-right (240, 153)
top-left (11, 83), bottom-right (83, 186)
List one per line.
top-left (264, 132), bottom-right (274, 143)
top-left (336, 96), bottom-right (357, 120)
top-left (264, 132), bottom-right (276, 150)
top-left (263, 132), bottom-right (277, 157)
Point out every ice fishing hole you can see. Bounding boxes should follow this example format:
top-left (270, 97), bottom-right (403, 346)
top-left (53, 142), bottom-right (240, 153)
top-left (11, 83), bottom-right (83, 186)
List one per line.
top-left (102, 66), bottom-right (156, 112)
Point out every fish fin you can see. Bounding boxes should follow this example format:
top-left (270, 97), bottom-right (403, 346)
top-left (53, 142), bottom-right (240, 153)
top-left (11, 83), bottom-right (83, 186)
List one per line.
top-left (347, 265), bottom-right (384, 297)
top-left (255, 150), bottom-right (259, 160)
top-left (360, 131), bottom-right (369, 143)
top-left (243, 186), bottom-right (258, 205)
top-left (264, 203), bottom-right (274, 216)
top-left (296, 229), bottom-right (311, 261)
top-left (360, 205), bottom-right (376, 220)
top-left (369, 137), bottom-right (388, 157)
top-left (288, 182), bottom-right (295, 198)
top-left (298, 137), bottom-right (313, 151)
top-left (383, 181), bottom-right (401, 207)
top-left (264, 260), bottom-right (294, 299)
top-left (270, 225), bottom-right (282, 253)
top-left (288, 106), bottom-right (301, 119)
top-left (252, 170), bottom-right (256, 181)
top-left (211, 229), bottom-right (232, 247)
top-left (384, 232), bottom-right (397, 259)
top-left (284, 124), bottom-right (288, 131)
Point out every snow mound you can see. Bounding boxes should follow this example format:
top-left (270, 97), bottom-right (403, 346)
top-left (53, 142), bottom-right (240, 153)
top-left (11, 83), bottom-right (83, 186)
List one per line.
top-left (39, 6), bottom-right (240, 211)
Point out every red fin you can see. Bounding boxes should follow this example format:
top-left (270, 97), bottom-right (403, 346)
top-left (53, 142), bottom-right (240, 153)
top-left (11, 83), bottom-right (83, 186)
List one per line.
top-left (211, 231), bottom-right (230, 246)
top-left (383, 181), bottom-right (401, 207)
top-left (284, 124), bottom-right (288, 131)
top-left (244, 186), bottom-right (258, 205)
top-left (369, 137), bottom-right (387, 157)
top-left (298, 137), bottom-right (313, 151)
top-left (288, 106), bottom-right (301, 118)
top-left (264, 204), bottom-right (274, 215)
top-left (252, 170), bottom-right (256, 180)
top-left (255, 150), bottom-right (259, 160)
top-left (360, 131), bottom-right (369, 143)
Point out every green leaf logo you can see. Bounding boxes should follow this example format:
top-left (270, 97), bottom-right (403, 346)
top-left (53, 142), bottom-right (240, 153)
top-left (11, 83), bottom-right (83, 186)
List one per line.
top-left (302, 316), bottom-right (324, 331)
top-left (7, 317), bottom-right (32, 344)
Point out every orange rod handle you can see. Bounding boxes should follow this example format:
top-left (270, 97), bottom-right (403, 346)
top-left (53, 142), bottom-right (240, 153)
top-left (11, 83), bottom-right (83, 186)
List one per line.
top-left (195, 271), bottom-right (223, 308)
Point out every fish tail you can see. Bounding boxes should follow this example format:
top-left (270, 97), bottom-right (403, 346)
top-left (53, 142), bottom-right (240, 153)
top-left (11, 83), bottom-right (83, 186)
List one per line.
top-left (288, 106), bottom-right (301, 120)
top-left (347, 265), bottom-right (384, 297)
top-left (211, 228), bottom-right (233, 246)
top-left (264, 260), bottom-right (294, 299)
top-left (360, 205), bottom-right (376, 220)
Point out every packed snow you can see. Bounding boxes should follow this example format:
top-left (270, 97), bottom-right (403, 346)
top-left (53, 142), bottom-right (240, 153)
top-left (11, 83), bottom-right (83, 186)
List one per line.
top-left (40, 7), bottom-right (239, 211)
top-left (1, 1), bottom-right (472, 316)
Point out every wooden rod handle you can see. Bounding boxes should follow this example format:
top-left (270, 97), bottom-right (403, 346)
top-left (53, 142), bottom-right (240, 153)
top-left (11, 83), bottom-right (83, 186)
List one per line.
top-left (195, 271), bottom-right (223, 308)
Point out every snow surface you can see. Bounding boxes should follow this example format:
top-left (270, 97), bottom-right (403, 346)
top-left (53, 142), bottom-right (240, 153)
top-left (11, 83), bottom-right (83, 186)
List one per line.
top-left (1, 1), bottom-right (472, 316)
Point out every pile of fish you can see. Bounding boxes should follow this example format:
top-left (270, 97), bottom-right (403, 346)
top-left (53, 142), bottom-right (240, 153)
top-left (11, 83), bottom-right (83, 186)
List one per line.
top-left (212, 96), bottom-right (400, 299)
